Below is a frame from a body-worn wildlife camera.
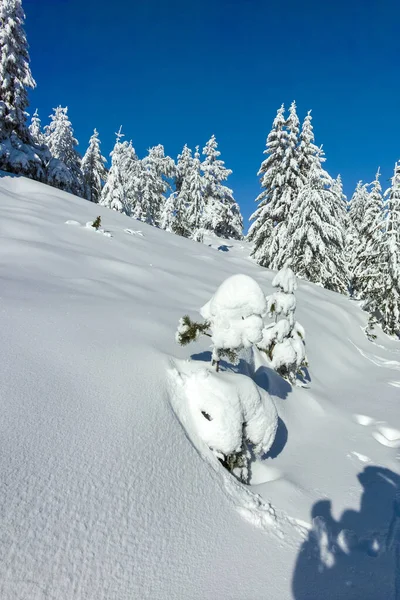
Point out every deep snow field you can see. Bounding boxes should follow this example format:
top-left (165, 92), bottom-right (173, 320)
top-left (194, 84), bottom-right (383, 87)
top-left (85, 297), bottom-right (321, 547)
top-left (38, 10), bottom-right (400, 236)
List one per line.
top-left (0, 174), bottom-right (399, 600)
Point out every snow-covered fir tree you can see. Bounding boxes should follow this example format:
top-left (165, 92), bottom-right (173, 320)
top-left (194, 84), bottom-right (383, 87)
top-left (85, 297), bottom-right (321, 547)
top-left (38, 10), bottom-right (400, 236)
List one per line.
top-left (186, 146), bottom-right (206, 239)
top-left (45, 106), bottom-right (83, 196)
top-left (121, 141), bottom-right (141, 214)
top-left (201, 134), bottom-right (243, 240)
top-left (349, 180), bottom-right (369, 232)
top-left (81, 129), bottom-right (107, 203)
top-left (352, 169), bottom-right (385, 306)
top-left (0, 0), bottom-right (45, 178)
top-left (380, 162), bottom-right (400, 336)
top-left (0, 0), bottom-right (34, 141)
top-left (297, 110), bottom-right (320, 184)
top-left (100, 129), bottom-right (129, 213)
top-left (28, 109), bottom-right (44, 145)
top-left (175, 144), bottom-right (193, 193)
top-left (248, 105), bottom-right (288, 266)
top-left (161, 146), bottom-right (206, 238)
top-left (331, 174), bottom-right (348, 229)
top-left (138, 145), bottom-right (175, 226)
top-left (258, 267), bottom-right (306, 384)
top-left (284, 161), bottom-right (347, 294)
top-left (272, 101), bottom-right (302, 269)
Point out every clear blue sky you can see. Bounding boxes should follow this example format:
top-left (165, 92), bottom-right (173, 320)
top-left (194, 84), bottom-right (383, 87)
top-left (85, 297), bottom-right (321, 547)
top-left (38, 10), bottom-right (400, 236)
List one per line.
top-left (24, 0), bottom-right (400, 226)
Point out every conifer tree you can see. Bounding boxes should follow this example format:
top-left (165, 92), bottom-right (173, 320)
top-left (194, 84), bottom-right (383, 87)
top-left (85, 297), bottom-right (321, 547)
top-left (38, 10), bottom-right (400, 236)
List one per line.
top-left (0, 0), bottom-right (35, 142)
top-left (28, 109), bottom-right (44, 145)
top-left (284, 163), bottom-right (347, 294)
top-left (271, 101), bottom-right (302, 269)
top-left (140, 144), bottom-right (175, 225)
top-left (100, 129), bottom-right (129, 213)
top-left (0, 0), bottom-right (45, 179)
top-left (248, 105), bottom-right (288, 266)
top-left (186, 146), bottom-right (206, 237)
top-left (349, 181), bottom-right (369, 232)
top-left (122, 141), bottom-right (142, 215)
top-left (201, 134), bottom-right (242, 240)
top-left (380, 162), bottom-right (400, 336)
top-left (45, 106), bottom-right (83, 196)
top-left (81, 129), bottom-right (107, 203)
top-left (297, 110), bottom-right (320, 184)
top-left (175, 144), bottom-right (193, 193)
top-left (352, 169), bottom-right (385, 306)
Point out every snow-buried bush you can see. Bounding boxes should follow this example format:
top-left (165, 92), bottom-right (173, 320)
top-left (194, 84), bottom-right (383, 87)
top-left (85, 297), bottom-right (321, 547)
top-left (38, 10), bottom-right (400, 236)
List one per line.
top-left (176, 273), bottom-right (266, 370)
top-left (183, 368), bottom-right (278, 484)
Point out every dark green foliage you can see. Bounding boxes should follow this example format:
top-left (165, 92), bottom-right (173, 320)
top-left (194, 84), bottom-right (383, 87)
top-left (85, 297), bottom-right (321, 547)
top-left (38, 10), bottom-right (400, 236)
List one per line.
top-left (92, 216), bottom-right (102, 230)
top-left (176, 315), bottom-right (211, 346)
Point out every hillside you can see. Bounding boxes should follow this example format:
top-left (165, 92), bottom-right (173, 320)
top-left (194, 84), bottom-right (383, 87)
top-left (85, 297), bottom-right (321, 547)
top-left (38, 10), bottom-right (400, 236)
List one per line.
top-left (0, 174), bottom-right (399, 599)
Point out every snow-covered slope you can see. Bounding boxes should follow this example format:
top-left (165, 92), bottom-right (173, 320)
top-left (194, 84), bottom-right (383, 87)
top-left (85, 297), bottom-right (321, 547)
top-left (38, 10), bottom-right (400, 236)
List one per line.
top-left (0, 174), bottom-right (399, 600)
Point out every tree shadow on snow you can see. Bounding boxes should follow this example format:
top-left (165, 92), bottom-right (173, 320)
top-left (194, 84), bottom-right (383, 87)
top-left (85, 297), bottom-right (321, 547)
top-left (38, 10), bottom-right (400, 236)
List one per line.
top-left (262, 417), bottom-right (288, 459)
top-left (292, 466), bottom-right (400, 600)
top-left (253, 365), bottom-right (292, 400)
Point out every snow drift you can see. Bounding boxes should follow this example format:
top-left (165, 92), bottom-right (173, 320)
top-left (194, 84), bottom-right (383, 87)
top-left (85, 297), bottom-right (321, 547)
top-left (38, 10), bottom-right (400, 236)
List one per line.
top-left (0, 174), bottom-right (399, 599)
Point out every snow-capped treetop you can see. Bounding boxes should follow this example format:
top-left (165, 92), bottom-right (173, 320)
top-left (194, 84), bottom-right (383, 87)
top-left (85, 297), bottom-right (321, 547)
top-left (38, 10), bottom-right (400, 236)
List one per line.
top-left (201, 274), bottom-right (267, 322)
top-left (100, 132), bottom-right (128, 213)
top-left (272, 267), bottom-right (297, 294)
top-left (0, 0), bottom-right (35, 142)
top-left (28, 109), bottom-right (43, 145)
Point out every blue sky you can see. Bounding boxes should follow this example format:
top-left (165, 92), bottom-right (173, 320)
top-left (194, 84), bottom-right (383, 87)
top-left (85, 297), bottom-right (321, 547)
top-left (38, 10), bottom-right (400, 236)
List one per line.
top-left (24, 0), bottom-right (400, 226)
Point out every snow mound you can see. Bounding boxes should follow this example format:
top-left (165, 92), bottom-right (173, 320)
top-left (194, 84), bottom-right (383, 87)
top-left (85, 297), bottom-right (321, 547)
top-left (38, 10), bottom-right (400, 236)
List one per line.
top-left (183, 368), bottom-right (278, 457)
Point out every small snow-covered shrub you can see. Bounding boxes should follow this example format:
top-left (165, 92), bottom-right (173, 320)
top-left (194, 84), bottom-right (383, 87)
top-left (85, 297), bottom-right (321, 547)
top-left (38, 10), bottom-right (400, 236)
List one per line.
top-left (258, 267), bottom-right (307, 384)
top-left (183, 368), bottom-right (278, 483)
top-left (176, 274), bottom-right (267, 371)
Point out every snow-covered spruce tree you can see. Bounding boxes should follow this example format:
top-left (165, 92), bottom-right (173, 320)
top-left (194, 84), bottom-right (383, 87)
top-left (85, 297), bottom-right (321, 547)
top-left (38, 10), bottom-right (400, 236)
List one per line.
top-left (331, 174), bottom-right (348, 230)
top-left (175, 144), bottom-right (193, 193)
top-left (45, 106), bottom-right (83, 196)
top-left (100, 130), bottom-right (130, 213)
top-left (352, 169), bottom-right (385, 308)
top-left (28, 109), bottom-right (44, 145)
top-left (271, 101), bottom-right (302, 270)
top-left (248, 105), bottom-right (288, 266)
top-left (201, 134), bottom-right (243, 240)
top-left (380, 162), bottom-right (400, 337)
top-left (161, 146), bottom-right (206, 239)
top-left (137, 145), bottom-right (175, 226)
top-left (186, 146), bottom-right (206, 240)
top-left (257, 267), bottom-right (306, 384)
top-left (284, 162), bottom-right (347, 294)
top-left (297, 110), bottom-right (321, 184)
top-left (81, 129), bottom-right (107, 203)
top-left (0, 0), bottom-right (45, 178)
top-left (176, 274), bottom-right (267, 372)
top-left (349, 180), bottom-right (369, 233)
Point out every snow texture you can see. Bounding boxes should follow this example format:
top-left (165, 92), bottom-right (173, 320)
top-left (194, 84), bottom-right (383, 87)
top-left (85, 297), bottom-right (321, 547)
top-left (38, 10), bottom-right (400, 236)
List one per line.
top-left (0, 174), bottom-right (399, 600)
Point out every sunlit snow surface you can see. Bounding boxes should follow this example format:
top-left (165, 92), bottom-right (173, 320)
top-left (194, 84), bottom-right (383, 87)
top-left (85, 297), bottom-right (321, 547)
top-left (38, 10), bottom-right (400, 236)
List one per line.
top-left (0, 174), bottom-right (399, 599)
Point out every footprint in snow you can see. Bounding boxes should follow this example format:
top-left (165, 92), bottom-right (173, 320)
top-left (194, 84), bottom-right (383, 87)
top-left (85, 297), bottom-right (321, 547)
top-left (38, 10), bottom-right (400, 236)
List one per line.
top-left (124, 228), bottom-right (144, 236)
top-left (388, 380), bottom-right (400, 388)
top-left (65, 219), bottom-right (80, 226)
top-left (372, 426), bottom-right (400, 449)
top-left (353, 414), bottom-right (376, 427)
top-left (348, 451), bottom-right (371, 464)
